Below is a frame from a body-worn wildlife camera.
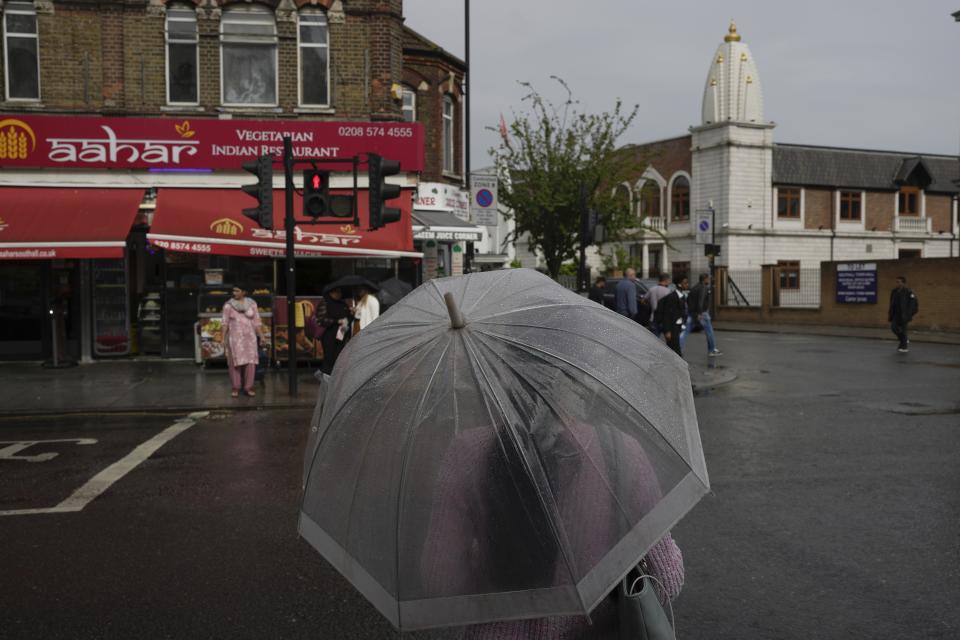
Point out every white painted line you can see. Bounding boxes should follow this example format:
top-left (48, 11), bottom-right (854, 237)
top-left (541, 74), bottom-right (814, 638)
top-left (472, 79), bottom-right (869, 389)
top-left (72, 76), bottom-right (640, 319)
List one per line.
top-left (0, 438), bottom-right (97, 462)
top-left (0, 411), bottom-right (208, 517)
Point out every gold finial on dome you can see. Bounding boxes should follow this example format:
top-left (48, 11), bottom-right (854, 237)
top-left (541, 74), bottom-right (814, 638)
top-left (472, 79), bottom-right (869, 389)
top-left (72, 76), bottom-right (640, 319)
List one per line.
top-left (724, 20), bottom-right (741, 42)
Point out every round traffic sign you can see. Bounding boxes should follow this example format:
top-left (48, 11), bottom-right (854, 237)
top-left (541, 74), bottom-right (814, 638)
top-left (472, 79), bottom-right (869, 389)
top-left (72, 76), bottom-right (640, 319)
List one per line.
top-left (698, 219), bottom-right (710, 232)
top-left (475, 189), bottom-right (494, 208)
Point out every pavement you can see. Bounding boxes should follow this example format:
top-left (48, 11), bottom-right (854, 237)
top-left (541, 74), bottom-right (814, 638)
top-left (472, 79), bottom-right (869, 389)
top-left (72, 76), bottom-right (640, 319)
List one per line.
top-left (8, 321), bottom-right (946, 416)
top-left (0, 359), bottom-right (319, 417)
top-left (0, 345), bottom-right (737, 417)
top-left (714, 320), bottom-right (960, 345)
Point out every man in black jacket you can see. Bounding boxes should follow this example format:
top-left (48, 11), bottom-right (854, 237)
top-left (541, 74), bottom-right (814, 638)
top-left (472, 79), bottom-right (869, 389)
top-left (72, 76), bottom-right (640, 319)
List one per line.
top-left (588, 277), bottom-right (606, 306)
top-left (680, 273), bottom-right (722, 356)
top-left (888, 276), bottom-right (918, 353)
top-left (655, 275), bottom-right (688, 356)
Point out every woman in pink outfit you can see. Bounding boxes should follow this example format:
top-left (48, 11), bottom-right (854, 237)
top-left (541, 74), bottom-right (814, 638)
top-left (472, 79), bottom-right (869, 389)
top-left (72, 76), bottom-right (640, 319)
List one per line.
top-left (222, 285), bottom-right (261, 398)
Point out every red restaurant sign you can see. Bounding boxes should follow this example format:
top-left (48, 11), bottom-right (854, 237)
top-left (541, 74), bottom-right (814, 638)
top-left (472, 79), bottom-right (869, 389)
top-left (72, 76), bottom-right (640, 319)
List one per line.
top-left (0, 115), bottom-right (424, 171)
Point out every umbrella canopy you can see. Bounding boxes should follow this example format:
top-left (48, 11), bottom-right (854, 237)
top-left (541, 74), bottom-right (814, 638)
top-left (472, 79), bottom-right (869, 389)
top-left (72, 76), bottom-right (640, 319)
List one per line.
top-left (299, 269), bottom-right (709, 631)
top-left (322, 274), bottom-right (379, 295)
top-left (377, 276), bottom-right (414, 308)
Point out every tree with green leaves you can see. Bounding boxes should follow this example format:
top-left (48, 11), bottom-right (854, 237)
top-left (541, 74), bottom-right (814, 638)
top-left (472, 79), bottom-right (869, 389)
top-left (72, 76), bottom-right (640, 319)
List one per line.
top-left (492, 77), bottom-right (643, 278)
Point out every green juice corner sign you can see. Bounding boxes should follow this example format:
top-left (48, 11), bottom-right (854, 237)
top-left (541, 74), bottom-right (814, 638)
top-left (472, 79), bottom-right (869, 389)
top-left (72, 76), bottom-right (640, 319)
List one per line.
top-left (452, 244), bottom-right (463, 253)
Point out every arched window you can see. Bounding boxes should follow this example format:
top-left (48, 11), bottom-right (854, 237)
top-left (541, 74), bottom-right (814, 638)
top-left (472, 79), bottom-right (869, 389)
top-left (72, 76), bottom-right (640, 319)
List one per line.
top-left (298, 8), bottom-right (329, 106)
top-left (3, 1), bottom-right (40, 100)
top-left (166, 4), bottom-right (198, 104)
top-left (401, 85), bottom-right (416, 122)
top-left (442, 95), bottom-right (455, 173)
top-left (221, 5), bottom-right (278, 106)
top-left (671, 176), bottom-right (690, 221)
top-left (639, 181), bottom-right (661, 218)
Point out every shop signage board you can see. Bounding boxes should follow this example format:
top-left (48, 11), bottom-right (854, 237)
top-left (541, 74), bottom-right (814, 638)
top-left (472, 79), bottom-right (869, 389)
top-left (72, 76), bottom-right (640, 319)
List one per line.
top-left (836, 263), bottom-right (877, 304)
top-left (470, 174), bottom-right (499, 227)
top-left (148, 188), bottom-right (420, 258)
top-left (413, 229), bottom-right (482, 242)
top-left (451, 243), bottom-right (464, 276)
top-left (0, 115), bottom-right (424, 172)
top-left (415, 182), bottom-right (469, 221)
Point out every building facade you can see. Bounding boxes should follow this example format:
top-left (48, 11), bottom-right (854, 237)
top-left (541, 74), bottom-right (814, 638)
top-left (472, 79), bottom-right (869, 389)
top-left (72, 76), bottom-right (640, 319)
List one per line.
top-left (0, 0), bottom-right (461, 363)
top-left (600, 22), bottom-right (959, 301)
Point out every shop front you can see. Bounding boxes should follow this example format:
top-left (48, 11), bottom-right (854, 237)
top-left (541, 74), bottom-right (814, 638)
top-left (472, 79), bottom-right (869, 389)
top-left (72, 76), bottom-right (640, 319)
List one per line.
top-left (0, 114), bottom-right (423, 363)
top-left (412, 182), bottom-right (483, 281)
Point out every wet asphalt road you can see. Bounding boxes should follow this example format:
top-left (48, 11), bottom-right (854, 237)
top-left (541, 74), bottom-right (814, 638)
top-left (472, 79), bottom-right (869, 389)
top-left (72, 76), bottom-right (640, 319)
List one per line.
top-left (1, 331), bottom-right (959, 640)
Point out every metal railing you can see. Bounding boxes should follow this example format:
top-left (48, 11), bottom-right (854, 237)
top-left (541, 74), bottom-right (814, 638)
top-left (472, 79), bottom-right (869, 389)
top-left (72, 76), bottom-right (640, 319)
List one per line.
top-left (723, 270), bottom-right (762, 307)
top-left (555, 274), bottom-right (578, 290)
top-left (772, 268), bottom-right (821, 308)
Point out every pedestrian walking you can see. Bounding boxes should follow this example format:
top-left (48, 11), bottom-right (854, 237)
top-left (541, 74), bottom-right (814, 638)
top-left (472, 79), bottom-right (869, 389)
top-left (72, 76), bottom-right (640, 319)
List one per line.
top-left (222, 285), bottom-right (261, 398)
top-left (655, 275), bottom-right (688, 356)
top-left (317, 286), bottom-right (353, 375)
top-left (642, 273), bottom-right (673, 336)
top-left (614, 269), bottom-right (639, 318)
top-left (352, 284), bottom-right (380, 334)
top-left (888, 275), bottom-right (919, 353)
top-left (680, 273), bottom-right (722, 356)
top-left (588, 276), bottom-right (607, 305)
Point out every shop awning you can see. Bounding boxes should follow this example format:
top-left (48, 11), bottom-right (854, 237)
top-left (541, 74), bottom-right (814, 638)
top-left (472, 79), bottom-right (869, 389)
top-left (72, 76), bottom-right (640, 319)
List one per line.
top-left (148, 189), bottom-right (420, 259)
top-left (412, 210), bottom-right (485, 242)
top-left (0, 187), bottom-right (143, 260)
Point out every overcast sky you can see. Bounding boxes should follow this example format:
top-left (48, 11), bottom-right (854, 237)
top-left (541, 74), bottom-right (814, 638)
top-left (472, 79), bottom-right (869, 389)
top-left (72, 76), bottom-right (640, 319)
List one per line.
top-left (403, 1), bottom-right (960, 170)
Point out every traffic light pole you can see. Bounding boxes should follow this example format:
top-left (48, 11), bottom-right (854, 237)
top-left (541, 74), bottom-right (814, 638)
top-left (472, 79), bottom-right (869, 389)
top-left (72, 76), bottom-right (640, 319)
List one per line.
top-left (284, 136), bottom-right (298, 397)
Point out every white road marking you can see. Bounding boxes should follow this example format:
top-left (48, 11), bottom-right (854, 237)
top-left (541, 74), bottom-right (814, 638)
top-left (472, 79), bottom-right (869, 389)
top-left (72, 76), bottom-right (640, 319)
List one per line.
top-left (0, 411), bottom-right (208, 517)
top-left (0, 438), bottom-right (97, 462)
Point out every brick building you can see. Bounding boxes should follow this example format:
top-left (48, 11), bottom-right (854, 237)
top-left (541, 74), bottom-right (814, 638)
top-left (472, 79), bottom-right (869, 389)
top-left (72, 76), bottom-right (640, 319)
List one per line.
top-left (0, 0), bottom-right (461, 363)
top-left (598, 22), bottom-right (960, 303)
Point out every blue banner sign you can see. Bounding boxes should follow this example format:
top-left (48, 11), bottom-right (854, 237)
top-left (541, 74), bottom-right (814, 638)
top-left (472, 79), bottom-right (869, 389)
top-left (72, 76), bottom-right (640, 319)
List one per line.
top-left (836, 262), bottom-right (877, 304)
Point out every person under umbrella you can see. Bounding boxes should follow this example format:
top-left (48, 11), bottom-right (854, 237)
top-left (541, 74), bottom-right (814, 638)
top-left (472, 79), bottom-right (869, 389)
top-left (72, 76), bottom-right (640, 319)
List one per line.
top-left (317, 285), bottom-right (352, 376)
top-left (299, 269), bottom-right (708, 634)
top-left (422, 391), bottom-right (684, 639)
top-left (351, 284), bottom-right (380, 335)
top-left (222, 285), bottom-right (261, 398)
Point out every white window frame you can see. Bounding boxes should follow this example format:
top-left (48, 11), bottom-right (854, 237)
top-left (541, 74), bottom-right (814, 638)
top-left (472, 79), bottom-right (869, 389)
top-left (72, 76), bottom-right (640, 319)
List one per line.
top-left (835, 189), bottom-right (866, 231)
top-left (401, 85), bottom-right (416, 122)
top-left (3, 1), bottom-right (41, 102)
top-left (667, 171), bottom-right (692, 225)
top-left (297, 8), bottom-right (330, 108)
top-left (165, 4), bottom-right (199, 106)
top-left (442, 95), bottom-right (455, 174)
top-left (773, 185), bottom-right (804, 230)
top-left (220, 5), bottom-right (279, 108)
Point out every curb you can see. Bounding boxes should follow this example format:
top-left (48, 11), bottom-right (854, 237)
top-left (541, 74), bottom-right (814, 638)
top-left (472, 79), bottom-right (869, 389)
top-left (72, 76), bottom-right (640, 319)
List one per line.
top-left (713, 323), bottom-right (960, 346)
top-left (0, 401), bottom-right (315, 420)
top-left (689, 365), bottom-right (738, 393)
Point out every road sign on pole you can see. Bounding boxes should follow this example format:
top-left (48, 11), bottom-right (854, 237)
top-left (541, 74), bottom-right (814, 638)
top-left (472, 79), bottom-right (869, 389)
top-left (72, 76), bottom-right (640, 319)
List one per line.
top-left (470, 174), bottom-right (498, 227)
top-left (695, 210), bottom-right (712, 245)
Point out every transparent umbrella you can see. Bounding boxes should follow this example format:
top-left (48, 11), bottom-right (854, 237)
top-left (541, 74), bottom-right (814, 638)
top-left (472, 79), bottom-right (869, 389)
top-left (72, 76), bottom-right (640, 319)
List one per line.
top-left (299, 269), bottom-right (709, 631)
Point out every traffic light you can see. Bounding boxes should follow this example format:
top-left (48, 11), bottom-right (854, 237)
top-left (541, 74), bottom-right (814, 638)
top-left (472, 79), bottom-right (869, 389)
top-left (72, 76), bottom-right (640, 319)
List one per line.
top-left (368, 153), bottom-right (402, 230)
top-left (241, 155), bottom-right (273, 230)
top-left (303, 169), bottom-right (330, 218)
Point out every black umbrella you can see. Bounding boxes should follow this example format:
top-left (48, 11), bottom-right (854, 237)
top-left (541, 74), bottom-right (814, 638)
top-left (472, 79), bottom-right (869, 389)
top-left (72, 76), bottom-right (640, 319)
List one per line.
top-left (322, 275), bottom-right (379, 295)
top-left (377, 277), bottom-right (414, 307)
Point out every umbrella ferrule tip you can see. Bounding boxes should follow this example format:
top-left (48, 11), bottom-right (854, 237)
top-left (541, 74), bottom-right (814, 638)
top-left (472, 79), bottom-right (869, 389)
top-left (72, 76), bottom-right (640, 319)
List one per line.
top-left (443, 292), bottom-right (467, 329)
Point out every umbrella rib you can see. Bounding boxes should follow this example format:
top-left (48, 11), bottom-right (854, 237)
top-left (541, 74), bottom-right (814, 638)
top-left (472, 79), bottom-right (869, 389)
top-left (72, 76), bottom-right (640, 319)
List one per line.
top-left (466, 334), bottom-right (659, 547)
top-left (458, 331), bottom-right (591, 616)
top-left (471, 322), bottom-right (677, 400)
top-left (471, 328), bottom-right (692, 468)
top-left (392, 334), bottom-right (454, 628)
top-left (331, 335), bottom-right (449, 614)
top-left (299, 330), bottom-right (447, 516)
